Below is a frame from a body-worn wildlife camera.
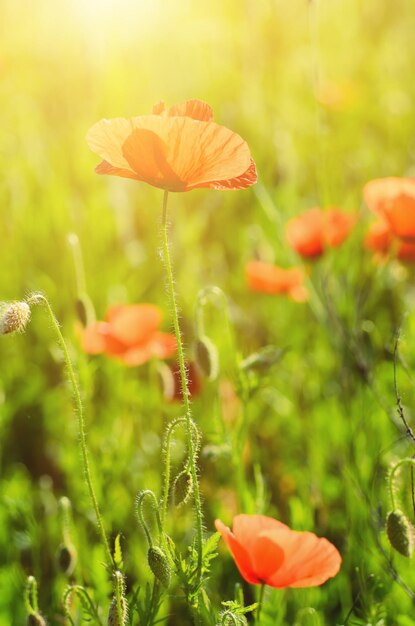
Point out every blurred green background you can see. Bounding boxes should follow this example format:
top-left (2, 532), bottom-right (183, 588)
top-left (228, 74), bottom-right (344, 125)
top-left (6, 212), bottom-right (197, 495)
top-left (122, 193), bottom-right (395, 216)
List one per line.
top-left (2, 0), bottom-right (415, 624)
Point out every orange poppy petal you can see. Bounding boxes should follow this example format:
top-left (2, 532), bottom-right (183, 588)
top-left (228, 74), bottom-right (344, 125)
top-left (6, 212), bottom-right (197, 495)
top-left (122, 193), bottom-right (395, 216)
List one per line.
top-left (215, 519), bottom-right (261, 585)
top-left (364, 219), bottom-right (392, 253)
top-left (166, 99), bottom-right (214, 122)
top-left (251, 535), bottom-right (285, 583)
top-left (124, 116), bottom-right (252, 191)
top-left (286, 207), bottom-right (354, 257)
top-left (81, 321), bottom-right (110, 354)
top-left (81, 321), bottom-right (126, 355)
top-left (147, 332), bottom-right (177, 359)
top-left (246, 261), bottom-right (305, 296)
top-left (191, 159), bottom-right (257, 191)
top-left (286, 208), bottom-right (324, 257)
top-left (106, 304), bottom-right (163, 346)
top-left (95, 160), bottom-right (143, 181)
top-left (115, 345), bottom-right (154, 367)
top-left (364, 178), bottom-right (415, 239)
top-left (88, 112), bottom-right (254, 192)
top-left (262, 529), bottom-right (341, 588)
top-left (86, 117), bottom-right (136, 171)
top-left (122, 128), bottom-right (185, 191)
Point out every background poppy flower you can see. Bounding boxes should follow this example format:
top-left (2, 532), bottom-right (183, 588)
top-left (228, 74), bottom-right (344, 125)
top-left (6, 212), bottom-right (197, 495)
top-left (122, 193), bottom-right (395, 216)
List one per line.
top-left (286, 207), bottom-right (355, 257)
top-left (86, 99), bottom-right (257, 192)
top-left (215, 515), bottom-right (341, 588)
top-left (365, 219), bottom-right (415, 262)
top-left (363, 177), bottom-right (415, 240)
top-left (246, 261), bottom-right (308, 302)
top-left (81, 303), bottom-right (176, 366)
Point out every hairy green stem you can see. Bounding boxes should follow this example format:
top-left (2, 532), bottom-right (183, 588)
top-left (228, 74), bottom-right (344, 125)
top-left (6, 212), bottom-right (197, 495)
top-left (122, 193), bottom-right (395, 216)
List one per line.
top-left (28, 294), bottom-right (113, 569)
top-left (160, 191), bottom-right (204, 580)
top-left (136, 489), bottom-right (163, 547)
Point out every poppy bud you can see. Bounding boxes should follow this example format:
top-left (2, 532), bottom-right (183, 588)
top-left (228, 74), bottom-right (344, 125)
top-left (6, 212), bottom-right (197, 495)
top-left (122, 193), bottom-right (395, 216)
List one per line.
top-left (26, 614), bottom-right (47, 626)
top-left (240, 345), bottom-right (285, 374)
top-left (386, 509), bottom-right (414, 557)
top-left (147, 546), bottom-right (171, 588)
top-left (0, 301), bottom-right (31, 335)
top-left (56, 542), bottom-right (77, 576)
top-left (194, 336), bottom-right (219, 381)
top-left (107, 597), bottom-right (128, 626)
top-left (172, 470), bottom-right (193, 507)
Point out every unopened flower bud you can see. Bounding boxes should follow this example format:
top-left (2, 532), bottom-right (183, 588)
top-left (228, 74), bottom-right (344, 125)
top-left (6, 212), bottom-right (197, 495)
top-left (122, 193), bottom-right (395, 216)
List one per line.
top-left (194, 336), bottom-right (219, 381)
top-left (107, 597), bottom-right (128, 626)
top-left (148, 546), bottom-right (171, 588)
top-left (386, 509), bottom-right (415, 557)
top-left (0, 301), bottom-right (30, 335)
top-left (27, 614), bottom-right (47, 626)
top-left (56, 542), bottom-right (77, 576)
top-left (172, 470), bottom-right (193, 507)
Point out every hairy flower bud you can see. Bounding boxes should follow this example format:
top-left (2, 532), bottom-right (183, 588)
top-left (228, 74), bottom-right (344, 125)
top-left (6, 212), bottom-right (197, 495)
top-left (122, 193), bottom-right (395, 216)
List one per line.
top-left (148, 546), bottom-right (171, 588)
top-left (172, 470), bottom-right (193, 507)
top-left (107, 596), bottom-right (128, 626)
top-left (386, 509), bottom-right (415, 557)
top-left (0, 301), bottom-right (31, 335)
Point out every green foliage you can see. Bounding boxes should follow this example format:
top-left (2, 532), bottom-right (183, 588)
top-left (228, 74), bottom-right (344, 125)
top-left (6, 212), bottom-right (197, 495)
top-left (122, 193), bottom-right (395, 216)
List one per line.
top-left (2, 0), bottom-right (415, 623)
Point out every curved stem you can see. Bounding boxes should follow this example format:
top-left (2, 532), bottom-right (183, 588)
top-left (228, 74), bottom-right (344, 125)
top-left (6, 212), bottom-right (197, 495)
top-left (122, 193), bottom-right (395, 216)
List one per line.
top-left (27, 294), bottom-right (113, 570)
top-left (160, 191), bottom-right (204, 580)
top-left (388, 457), bottom-right (415, 510)
top-left (160, 416), bottom-right (200, 528)
top-left (136, 489), bottom-right (162, 547)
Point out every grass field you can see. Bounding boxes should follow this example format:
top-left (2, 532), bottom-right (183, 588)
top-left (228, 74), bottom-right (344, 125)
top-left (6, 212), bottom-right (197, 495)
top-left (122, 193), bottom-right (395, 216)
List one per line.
top-left (2, 1), bottom-right (415, 624)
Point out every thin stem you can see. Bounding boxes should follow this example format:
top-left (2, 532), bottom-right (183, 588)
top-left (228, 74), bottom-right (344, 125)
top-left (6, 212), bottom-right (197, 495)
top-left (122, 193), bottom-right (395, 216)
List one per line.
top-left (160, 191), bottom-right (204, 580)
top-left (27, 294), bottom-right (113, 570)
top-left (256, 583), bottom-right (266, 624)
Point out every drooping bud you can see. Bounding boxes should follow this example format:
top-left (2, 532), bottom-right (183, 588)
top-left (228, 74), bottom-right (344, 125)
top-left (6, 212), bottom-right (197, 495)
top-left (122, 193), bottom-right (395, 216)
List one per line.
top-left (172, 470), bottom-right (193, 507)
top-left (0, 301), bottom-right (31, 335)
top-left (194, 336), bottom-right (219, 381)
top-left (240, 345), bottom-right (285, 374)
top-left (107, 596), bottom-right (128, 626)
top-left (56, 542), bottom-right (77, 576)
top-left (386, 509), bottom-right (415, 557)
top-left (147, 546), bottom-right (171, 588)
top-left (26, 614), bottom-right (47, 626)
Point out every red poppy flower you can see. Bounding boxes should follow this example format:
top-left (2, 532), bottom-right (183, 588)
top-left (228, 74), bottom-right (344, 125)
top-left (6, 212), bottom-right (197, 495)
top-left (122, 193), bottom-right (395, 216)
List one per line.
top-left (246, 261), bottom-right (308, 302)
top-left (86, 99), bottom-right (257, 192)
top-left (363, 177), bottom-right (415, 240)
top-left (365, 219), bottom-right (415, 262)
top-left (215, 515), bottom-right (341, 588)
top-left (286, 208), bottom-right (355, 257)
top-left (81, 304), bottom-right (176, 366)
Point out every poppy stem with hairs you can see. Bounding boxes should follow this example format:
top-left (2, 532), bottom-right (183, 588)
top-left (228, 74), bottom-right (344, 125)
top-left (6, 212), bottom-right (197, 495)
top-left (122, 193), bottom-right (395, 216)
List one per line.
top-left (160, 191), bottom-right (204, 581)
top-left (256, 583), bottom-right (266, 624)
top-left (27, 294), bottom-right (114, 571)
